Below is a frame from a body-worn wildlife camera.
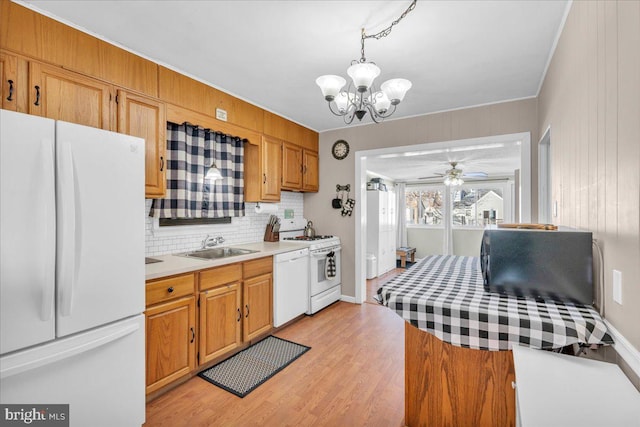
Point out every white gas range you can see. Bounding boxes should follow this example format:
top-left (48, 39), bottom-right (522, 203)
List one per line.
top-left (281, 234), bottom-right (342, 314)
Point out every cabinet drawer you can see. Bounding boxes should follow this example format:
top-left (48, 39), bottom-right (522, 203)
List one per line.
top-left (146, 274), bottom-right (195, 306)
top-left (199, 263), bottom-right (243, 291)
top-left (243, 256), bottom-right (273, 279)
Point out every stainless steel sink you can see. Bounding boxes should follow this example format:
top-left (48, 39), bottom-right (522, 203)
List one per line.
top-left (178, 247), bottom-right (258, 260)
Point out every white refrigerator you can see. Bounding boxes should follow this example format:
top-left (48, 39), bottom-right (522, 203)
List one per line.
top-left (0, 110), bottom-right (146, 426)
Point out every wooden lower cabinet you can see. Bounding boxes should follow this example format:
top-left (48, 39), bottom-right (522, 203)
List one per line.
top-left (242, 273), bottom-right (273, 341)
top-left (199, 282), bottom-right (242, 365)
top-left (145, 296), bottom-right (196, 394)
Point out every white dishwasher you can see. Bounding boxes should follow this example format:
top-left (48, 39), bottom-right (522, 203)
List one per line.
top-left (273, 248), bottom-right (309, 327)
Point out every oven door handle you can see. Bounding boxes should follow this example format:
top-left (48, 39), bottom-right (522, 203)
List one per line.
top-left (311, 247), bottom-right (341, 257)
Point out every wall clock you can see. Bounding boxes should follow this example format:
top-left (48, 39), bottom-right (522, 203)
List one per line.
top-left (332, 140), bottom-right (350, 160)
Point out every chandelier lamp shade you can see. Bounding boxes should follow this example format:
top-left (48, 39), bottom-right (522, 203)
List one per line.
top-left (316, 0), bottom-right (417, 124)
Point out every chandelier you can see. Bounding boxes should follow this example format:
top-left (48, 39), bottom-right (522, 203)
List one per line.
top-left (443, 162), bottom-right (464, 186)
top-left (316, 0), bottom-right (417, 124)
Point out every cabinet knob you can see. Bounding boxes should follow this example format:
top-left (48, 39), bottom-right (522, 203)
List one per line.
top-left (167, 286), bottom-right (174, 293)
top-left (6, 80), bottom-right (13, 102)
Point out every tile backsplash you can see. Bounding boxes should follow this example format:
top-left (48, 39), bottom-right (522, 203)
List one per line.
top-left (145, 192), bottom-right (304, 256)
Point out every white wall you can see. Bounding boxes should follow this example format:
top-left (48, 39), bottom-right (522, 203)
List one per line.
top-left (538, 0), bottom-right (640, 350)
top-left (145, 191), bottom-right (303, 256)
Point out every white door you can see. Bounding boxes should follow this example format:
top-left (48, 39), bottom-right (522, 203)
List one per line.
top-left (55, 121), bottom-right (145, 337)
top-left (0, 110), bottom-right (56, 354)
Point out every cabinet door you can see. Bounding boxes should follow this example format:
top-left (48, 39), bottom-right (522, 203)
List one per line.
top-left (242, 273), bottom-right (272, 342)
top-left (1, 52), bottom-right (17, 111)
top-left (261, 136), bottom-right (282, 201)
top-left (116, 90), bottom-right (166, 198)
top-left (302, 150), bottom-right (319, 192)
top-left (28, 61), bottom-right (112, 130)
top-left (199, 282), bottom-right (242, 365)
top-left (145, 296), bottom-right (196, 394)
top-left (281, 142), bottom-right (302, 190)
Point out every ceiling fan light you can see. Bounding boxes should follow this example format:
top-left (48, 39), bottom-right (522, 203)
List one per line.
top-left (316, 75), bottom-right (347, 101)
top-left (370, 91), bottom-right (391, 113)
top-left (347, 62), bottom-right (381, 92)
top-left (381, 78), bottom-right (412, 104)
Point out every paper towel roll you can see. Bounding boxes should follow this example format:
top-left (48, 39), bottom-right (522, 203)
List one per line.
top-left (254, 203), bottom-right (279, 214)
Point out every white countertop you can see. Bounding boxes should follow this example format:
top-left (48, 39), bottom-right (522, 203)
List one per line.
top-left (512, 345), bottom-right (640, 427)
top-left (145, 241), bottom-right (308, 281)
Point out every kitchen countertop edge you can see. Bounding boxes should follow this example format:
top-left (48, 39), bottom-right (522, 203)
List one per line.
top-left (145, 241), bottom-right (309, 281)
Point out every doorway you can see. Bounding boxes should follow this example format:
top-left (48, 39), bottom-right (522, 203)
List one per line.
top-left (354, 132), bottom-right (532, 304)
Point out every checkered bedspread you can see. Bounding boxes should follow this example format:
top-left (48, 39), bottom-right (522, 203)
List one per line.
top-left (376, 255), bottom-right (613, 351)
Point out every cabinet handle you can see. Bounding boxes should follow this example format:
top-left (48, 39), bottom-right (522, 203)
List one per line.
top-left (190, 327), bottom-right (195, 343)
top-left (303, 165), bottom-right (307, 174)
top-left (245, 304), bottom-right (250, 318)
top-left (263, 173), bottom-right (267, 184)
top-left (34, 85), bottom-right (41, 106)
top-left (167, 286), bottom-right (174, 293)
top-left (237, 307), bottom-right (241, 322)
top-left (160, 156), bottom-right (164, 172)
top-left (6, 80), bottom-right (13, 101)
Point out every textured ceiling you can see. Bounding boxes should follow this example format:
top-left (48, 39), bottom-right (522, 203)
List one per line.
top-left (21, 0), bottom-right (568, 132)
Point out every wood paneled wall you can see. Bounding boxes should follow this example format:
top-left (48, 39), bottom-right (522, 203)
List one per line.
top-left (538, 0), bottom-right (640, 349)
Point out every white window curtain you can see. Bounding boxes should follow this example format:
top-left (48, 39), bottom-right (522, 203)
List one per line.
top-left (395, 182), bottom-right (407, 248)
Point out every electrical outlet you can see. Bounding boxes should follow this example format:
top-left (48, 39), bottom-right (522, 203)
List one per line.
top-left (215, 108), bottom-right (228, 122)
top-left (613, 270), bottom-right (622, 305)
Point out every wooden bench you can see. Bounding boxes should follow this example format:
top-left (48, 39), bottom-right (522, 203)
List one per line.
top-left (396, 247), bottom-right (416, 267)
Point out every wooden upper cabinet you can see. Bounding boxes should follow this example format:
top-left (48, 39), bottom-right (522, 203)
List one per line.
top-left (116, 90), bottom-right (167, 198)
top-left (282, 142), bottom-right (303, 190)
top-left (28, 61), bottom-right (111, 130)
top-left (302, 150), bottom-right (319, 192)
top-left (244, 136), bottom-right (281, 202)
top-left (0, 52), bottom-right (17, 111)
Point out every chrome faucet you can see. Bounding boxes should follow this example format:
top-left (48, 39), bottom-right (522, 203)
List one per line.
top-left (202, 234), bottom-right (225, 249)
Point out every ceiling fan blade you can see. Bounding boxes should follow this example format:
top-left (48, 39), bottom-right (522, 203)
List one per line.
top-left (416, 175), bottom-right (443, 180)
top-left (463, 171), bottom-right (488, 178)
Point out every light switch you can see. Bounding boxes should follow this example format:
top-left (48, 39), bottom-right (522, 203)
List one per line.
top-left (613, 270), bottom-right (622, 305)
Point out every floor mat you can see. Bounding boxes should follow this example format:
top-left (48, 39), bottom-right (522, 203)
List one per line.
top-left (198, 336), bottom-right (310, 398)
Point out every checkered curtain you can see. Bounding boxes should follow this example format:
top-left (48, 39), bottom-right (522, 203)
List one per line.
top-left (151, 122), bottom-right (245, 218)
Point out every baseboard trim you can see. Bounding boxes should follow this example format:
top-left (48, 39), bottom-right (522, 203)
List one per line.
top-left (340, 295), bottom-right (356, 304)
top-left (605, 320), bottom-right (640, 378)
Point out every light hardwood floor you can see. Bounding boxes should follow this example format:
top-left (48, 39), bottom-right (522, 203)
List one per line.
top-left (145, 299), bottom-right (406, 427)
top-left (366, 267), bottom-right (405, 304)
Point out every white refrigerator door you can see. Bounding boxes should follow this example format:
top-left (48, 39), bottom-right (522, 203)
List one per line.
top-left (55, 121), bottom-right (145, 337)
top-left (0, 314), bottom-right (145, 427)
top-left (0, 110), bottom-right (56, 354)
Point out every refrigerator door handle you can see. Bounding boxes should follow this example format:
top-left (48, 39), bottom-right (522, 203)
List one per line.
top-left (58, 142), bottom-right (78, 317)
top-left (0, 320), bottom-right (140, 380)
top-left (40, 138), bottom-right (56, 322)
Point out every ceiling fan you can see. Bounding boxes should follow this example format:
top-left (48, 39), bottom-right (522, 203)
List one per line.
top-left (418, 162), bottom-right (488, 185)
